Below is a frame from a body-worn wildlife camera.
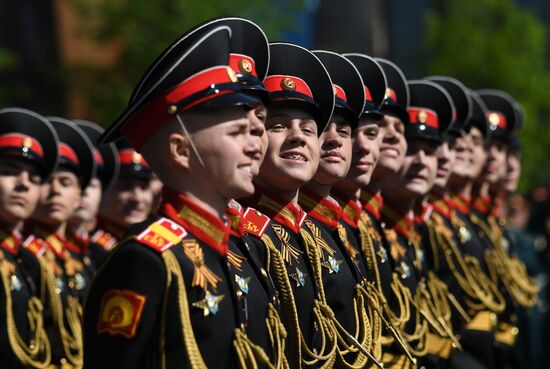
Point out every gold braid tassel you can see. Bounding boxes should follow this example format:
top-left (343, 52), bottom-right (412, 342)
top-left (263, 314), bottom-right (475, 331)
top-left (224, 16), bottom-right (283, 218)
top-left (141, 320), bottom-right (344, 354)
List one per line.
top-left (1, 260), bottom-right (51, 368)
top-left (261, 234), bottom-right (302, 369)
top-left (161, 250), bottom-right (207, 369)
top-left (39, 258), bottom-right (82, 368)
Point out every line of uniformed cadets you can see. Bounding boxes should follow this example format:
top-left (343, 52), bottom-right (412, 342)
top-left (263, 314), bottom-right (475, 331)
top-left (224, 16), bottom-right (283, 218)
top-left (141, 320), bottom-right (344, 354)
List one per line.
top-left (0, 16), bottom-right (538, 369)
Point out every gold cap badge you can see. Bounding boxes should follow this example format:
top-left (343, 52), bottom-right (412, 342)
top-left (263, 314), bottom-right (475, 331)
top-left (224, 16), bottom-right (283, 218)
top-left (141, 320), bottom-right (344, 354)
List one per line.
top-left (132, 152), bottom-right (142, 165)
top-left (488, 112), bottom-right (500, 126)
top-left (281, 77), bottom-right (296, 91)
top-left (238, 58), bottom-right (253, 73)
top-left (417, 110), bottom-right (428, 123)
top-left (22, 137), bottom-right (33, 149)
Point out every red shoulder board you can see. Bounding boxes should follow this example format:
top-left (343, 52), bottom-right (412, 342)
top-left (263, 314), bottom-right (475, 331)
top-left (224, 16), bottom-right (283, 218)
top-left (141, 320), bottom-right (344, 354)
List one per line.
top-left (241, 207), bottom-right (270, 238)
top-left (91, 230), bottom-right (118, 251)
top-left (22, 235), bottom-right (47, 257)
top-left (135, 217), bottom-right (187, 252)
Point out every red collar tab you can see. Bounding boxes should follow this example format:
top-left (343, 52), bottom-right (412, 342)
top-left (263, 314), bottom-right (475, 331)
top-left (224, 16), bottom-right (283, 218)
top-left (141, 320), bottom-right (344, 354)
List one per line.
top-left (66, 231), bottom-right (89, 255)
top-left (381, 204), bottom-right (414, 239)
top-left (159, 187), bottom-right (229, 255)
top-left (33, 227), bottom-right (66, 259)
top-left (414, 202), bottom-right (433, 224)
top-left (0, 133), bottom-right (44, 158)
top-left (0, 229), bottom-right (21, 255)
top-left (249, 188), bottom-right (306, 234)
top-left (59, 143), bottom-right (79, 166)
top-left (229, 53), bottom-right (257, 77)
top-left (93, 149), bottom-right (104, 166)
top-left (364, 86), bottom-right (373, 102)
top-left (263, 74), bottom-right (314, 99)
top-left (487, 111), bottom-right (507, 129)
top-left (118, 149), bottom-right (150, 168)
top-left (241, 207), bottom-right (271, 238)
top-left (333, 84), bottom-right (348, 103)
top-left (408, 107), bottom-right (439, 129)
top-left (429, 194), bottom-right (452, 219)
top-left (331, 189), bottom-right (362, 227)
top-left (448, 194), bottom-right (470, 215)
top-left (361, 189), bottom-right (384, 221)
top-left (122, 65), bottom-right (241, 150)
top-left (385, 87), bottom-right (397, 102)
top-left (97, 217), bottom-right (127, 240)
top-left (299, 188), bottom-right (341, 229)
top-left (473, 195), bottom-right (492, 215)
top-left (90, 229), bottom-right (118, 251)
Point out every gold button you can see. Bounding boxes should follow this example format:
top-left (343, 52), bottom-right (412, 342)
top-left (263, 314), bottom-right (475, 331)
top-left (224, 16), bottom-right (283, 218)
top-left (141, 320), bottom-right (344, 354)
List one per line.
top-left (166, 105), bottom-right (178, 114)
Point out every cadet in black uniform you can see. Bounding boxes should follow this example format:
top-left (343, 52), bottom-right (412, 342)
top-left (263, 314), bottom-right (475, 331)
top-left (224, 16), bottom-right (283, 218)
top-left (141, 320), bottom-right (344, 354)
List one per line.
top-left (83, 22), bottom-right (287, 369)
top-left (70, 120), bottom-right (120, 269)
top-left (25, 117), bottom-right (97, 369)
top-left (0, 108), bottom-right (59, 369)
top-left (298, 49), bottom-right (383, 368)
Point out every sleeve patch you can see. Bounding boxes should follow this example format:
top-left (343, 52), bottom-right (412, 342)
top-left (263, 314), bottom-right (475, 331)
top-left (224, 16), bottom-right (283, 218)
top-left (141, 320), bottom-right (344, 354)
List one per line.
top-left (135, 217), bottom-right (187, 252)
top-left (97, 289), bottom-right (147, 339)
top-left (241, 208), bottom-right (270, 237)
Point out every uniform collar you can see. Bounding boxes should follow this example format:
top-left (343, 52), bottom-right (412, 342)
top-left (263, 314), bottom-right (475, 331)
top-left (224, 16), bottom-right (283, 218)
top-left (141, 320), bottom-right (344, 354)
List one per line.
top-left (381, 202), bottom-right (415, 239)
top-left (97, 216), bottom-right (127, 240)
top-left (160, 186), bottom-right (229, 255)
top-left (472, 194), bottom-right (492, 215)
top-left (66, 231), bottom-right (89, 255)
top-left (361, 188), bottom-right (384, 221)
top-left (0, 227), bottom-right (21, 255)
top-left (247, 187), bottom-right (306, 234)
top-left (414, 201), bottom-right (433, 224)
top-left (226, 200), bottom-right (244, 237)
top-left (428, 193), bottom-right (452, 219)
top-left (31, 225), bottom-right (66, 259)
top-left (299, 187), bottom-right (341, 229)
top-left (331, 189), bottom-right (362, 227)
top-left (448, 193), bottom-right (471, 215)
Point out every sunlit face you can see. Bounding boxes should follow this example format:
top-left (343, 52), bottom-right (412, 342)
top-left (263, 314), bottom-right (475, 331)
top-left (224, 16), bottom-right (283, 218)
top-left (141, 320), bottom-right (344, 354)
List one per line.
top-left (385, 139), bottom-right (438, 199)
top-left (337, 116), bottom-right (380, 189)
top-left (450, 133), bottom-right (470, 179)
top-left (312, 112), bottom-right (353, 185)
top-left (0, 158), bottom-right (42, 225)
top-left (466, 127), bottom-right (487, 180)
top-left (482, 138), bottom-right (508, 184)
top-left (71, 178), bottom-right (102, 225)
top-left (257, 105), bottom-right (320, 191)
top-left (371, 114), bottom-right (407, 181)
top-left (503, 151), bottom-right (521, 193)
top-left (187, 106), bottom-right (262, 199)
top-left (247, 104), bottom-right (268, 176)
top-left (100, 176), bottom-right (153, 229)
top-left (34, 170), bottom-right (81, 226)
top-left (433, 137), bottom-right (456, 190)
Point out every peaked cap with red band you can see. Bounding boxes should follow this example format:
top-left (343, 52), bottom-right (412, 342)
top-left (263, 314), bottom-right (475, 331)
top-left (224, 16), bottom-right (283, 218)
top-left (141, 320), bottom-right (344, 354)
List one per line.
top-left (424, 76), bottom-right (472, 136)
top-left (465, 90), bottom-right (491, 146)
top-left (375, 58), bottom-right (410, 125)
top-left (265, 42), bottom-right (335, 134)
top-left (114, 139), bottom-right (153, 181)
top-left (477, 89), bottom-right (517, 142)
top-left (0, 107), bottom-right (59, 178)
top-left (75, 120), bottom-right (120, 191)
top-left (312, 50), bottom-right (365, 127)
top-left (47, 117), bottom-right (97, 189)
top-left (131, 17), bottom-right (270, 107)
top-left (99, 25), bottom-right (261, 148)
top-left (406, 80), bottom-right (455, 143)
top-left (343, 53), bottom-right (387, 121)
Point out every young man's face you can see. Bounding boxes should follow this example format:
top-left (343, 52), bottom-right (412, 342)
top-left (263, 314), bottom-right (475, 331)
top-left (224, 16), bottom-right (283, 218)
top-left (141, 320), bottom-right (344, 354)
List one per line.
top-left (100, 177), bottom-right (153, 229)
top-left (71, 178), bottom-right (102, 226)
top-left (483, 138), bottom-right (508, 184)
top-left (340, 116), bottom-right (380, 188)
top-left (246, 104), bottom-right (268, 177)
top-left (503, 151), bottom-right (521, 193)
top-left (386, 139), bottom-right (438, 199)
top-left (450, 133), bottom-right (471, 179)
top-left (311, 112), bottom-right (353, 185)
top-left (371, 114), bottom-right (407, 181)
top-left (34, 170), bottom-right (81, 226)
top-left (0, 158), bottom-right (42, 225)
top-left (433, 137), bottom-right (456, 190)
top-left (466, 127), bottom-right (487, 180)
top-left (258, 105), bottom-right (320, 191)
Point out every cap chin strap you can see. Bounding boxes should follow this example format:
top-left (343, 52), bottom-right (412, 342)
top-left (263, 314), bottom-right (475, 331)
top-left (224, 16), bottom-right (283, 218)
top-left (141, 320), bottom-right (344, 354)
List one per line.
top-left (175, 114), bottom-right (206, 170)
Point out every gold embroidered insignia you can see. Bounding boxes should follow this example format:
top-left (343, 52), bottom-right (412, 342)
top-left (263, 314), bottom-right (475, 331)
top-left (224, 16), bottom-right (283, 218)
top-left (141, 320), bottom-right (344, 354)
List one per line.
top-left (183, 240), bottom-right (222, 291)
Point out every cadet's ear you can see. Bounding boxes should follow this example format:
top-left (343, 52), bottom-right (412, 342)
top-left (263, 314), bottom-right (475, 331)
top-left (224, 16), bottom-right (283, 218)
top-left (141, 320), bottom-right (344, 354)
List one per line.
top-left (169, 131), bottom-right (190, 170)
